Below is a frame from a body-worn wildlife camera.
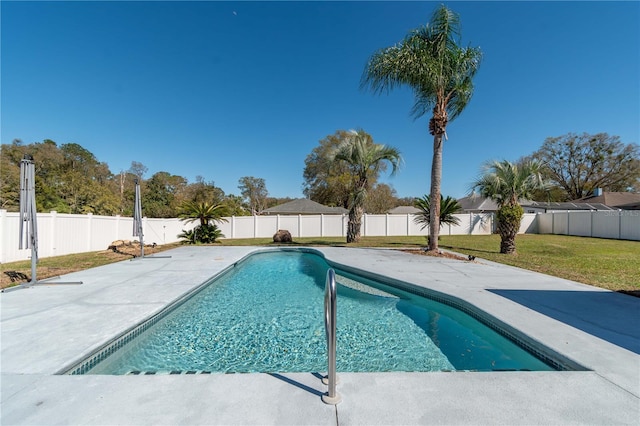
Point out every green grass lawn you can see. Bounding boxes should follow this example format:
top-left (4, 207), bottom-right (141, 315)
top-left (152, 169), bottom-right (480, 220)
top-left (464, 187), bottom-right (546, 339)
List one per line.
top-left (2, 235), bottom-right (638, 293)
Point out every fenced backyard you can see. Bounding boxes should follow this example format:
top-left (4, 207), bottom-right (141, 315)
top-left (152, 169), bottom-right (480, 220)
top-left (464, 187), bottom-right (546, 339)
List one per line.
top-left (1, 209), bottom-right (638, 264)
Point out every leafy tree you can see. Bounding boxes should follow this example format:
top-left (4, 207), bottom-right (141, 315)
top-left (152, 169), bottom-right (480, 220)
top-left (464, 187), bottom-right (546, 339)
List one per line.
top-left (413, 194), bottom-right (462, 244)
top-left (396, 196), bottom-right (418, 207)
top-left (265, 197), bottom-right (295, 209)
top-left (184, 176), bottom-right (225, 204)
top-left (143, 171), bottom-right (187, 218)
top-left (362, 5), bottom-right (482, 252)
top-left (531, 133), bottom-right (640, 200)
top-left (303, 130), bottom-right (360, 208)
top-left (471, 160), bottom-right (547, 254)
top-left (238, 176), bottom-right (268, 215)
top-left (222, 194), bottom-right (250, 216)
top-left (0, 142), bottom-right (25, 210)
top-left (128, 161), bottom-right (148, 181)
top-left (331, 129), bottom-right (402, 243)
top-left (364, 183), bottom-right (399, 213)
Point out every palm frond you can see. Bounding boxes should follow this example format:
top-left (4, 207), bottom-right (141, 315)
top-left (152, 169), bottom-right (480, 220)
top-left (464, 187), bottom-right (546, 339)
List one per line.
top-left (413, 194), bottom-right (462, 230)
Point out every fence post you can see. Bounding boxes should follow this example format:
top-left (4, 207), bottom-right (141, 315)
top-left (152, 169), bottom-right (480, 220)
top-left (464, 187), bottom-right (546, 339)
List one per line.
top-left (0, 209), bottom-right (6, 263)
top-left (619, 210), bottom-right (622, 239)
top-left (50, 211), bottom-right (58, 257)
top-left (321, 214), bottom-right (324, 237)
top-left (298, 214), bottom-right (302, 238)
top-left (385, 214), bottom-right (389, 236)
top-left (253, 215), bottom-right (257, 238)
top-left (86, 213), bottom-right (93, 251)
top-left (406, 214), bottom-right (410, 236)
top-left (231, 216), bottom-right (235, 238)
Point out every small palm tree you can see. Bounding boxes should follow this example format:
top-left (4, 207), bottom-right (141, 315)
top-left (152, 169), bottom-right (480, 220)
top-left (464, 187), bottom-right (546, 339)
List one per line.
top-left (414, 194), bottom-right (462, 244)
top-left (178, 201), bottom-right (228, 244)
top-left (331, 130), bottom-right (402, 243)
top-left (471, 160), bottom-right (547, 254)
top-left (362, 5), bottom-right (482, 252)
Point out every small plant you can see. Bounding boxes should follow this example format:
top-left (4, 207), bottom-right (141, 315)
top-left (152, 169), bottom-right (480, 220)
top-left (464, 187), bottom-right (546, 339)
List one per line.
top-left (413, 194), bottom-right (461, 246)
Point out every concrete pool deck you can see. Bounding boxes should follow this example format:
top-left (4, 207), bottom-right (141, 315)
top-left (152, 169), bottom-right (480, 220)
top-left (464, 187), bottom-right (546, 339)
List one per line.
top-left (1, 246), bottom-right (638, 425)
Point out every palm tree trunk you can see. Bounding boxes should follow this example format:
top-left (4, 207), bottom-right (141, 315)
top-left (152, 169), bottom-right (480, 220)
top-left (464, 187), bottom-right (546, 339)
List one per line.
top-left (346, 205), bottom-right (364, 243)
top-left (428, 134), bottom-right (444, 251)
top-left (497, 219), bottom-right (519, 254)
top-left (496, 204), bottom-right (523, 254)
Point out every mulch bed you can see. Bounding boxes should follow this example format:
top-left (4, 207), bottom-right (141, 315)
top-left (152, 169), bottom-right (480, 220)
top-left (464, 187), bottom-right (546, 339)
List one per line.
top-left (401, 248), bottom-right (474, 261)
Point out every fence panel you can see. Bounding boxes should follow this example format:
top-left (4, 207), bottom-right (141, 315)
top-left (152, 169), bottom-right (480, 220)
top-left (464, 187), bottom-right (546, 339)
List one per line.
top-left (537, 213), bottom-right (553, 234)
top-left (620, 211), bottom-right (640, 240)
top-left (322, 215), bottom-right (345, 237)
top-left (552, 212), bottom-right (569, 235)
top-left (537, 211), bottom-right (639, 241)
top-left (592, 212), bottom-right (621, 239)
top-left (255, 215), bottom-right (278, 238)
top-left (387, 214), bottom-right (410, 236)
top-left (567, 211), bottom-right (592, 237)
top-left (300, 215), bottom-right (322, 237)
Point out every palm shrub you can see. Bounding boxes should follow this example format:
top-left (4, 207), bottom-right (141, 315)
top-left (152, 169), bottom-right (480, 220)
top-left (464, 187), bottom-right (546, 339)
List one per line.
top-left (471, 160), bottom-right (547, 254)
top-left (178, 224), bottom-right (224, 244)
top-left (414, 194), bottom-right (462, 244)
top-left (178, 201), bottom-right (228, 244)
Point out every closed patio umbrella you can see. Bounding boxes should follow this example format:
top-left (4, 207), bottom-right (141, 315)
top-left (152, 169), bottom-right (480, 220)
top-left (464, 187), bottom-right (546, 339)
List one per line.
top-left (133, 179), bottom-right (145, 258)
top-left (3, 155), bottom-right (82, 292)
top-left (18, 155), bottom-right (38, 284)
top-left (131, 179), bottom-right (171, 260)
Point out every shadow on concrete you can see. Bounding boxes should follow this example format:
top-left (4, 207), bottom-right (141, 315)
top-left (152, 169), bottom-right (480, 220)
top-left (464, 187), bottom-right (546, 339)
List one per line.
top-left (268, 373), bottom-right (325, 398)
top-left (489, 289), bottom-right (640, 354)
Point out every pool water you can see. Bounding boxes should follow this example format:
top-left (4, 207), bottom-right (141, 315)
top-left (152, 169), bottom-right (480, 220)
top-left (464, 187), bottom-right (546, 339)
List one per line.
top-left (87, 250), bottom-right (554, 374)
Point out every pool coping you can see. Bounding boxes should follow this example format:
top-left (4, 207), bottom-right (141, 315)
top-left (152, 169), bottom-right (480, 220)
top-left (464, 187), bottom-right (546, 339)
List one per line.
top-left (2, 246), bottom-right (639, 425)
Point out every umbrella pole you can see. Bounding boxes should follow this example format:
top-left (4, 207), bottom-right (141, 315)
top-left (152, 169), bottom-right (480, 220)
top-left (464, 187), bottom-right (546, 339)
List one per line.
top-left (30, 246), bottom-right (37, 285)
top-left (131, 179), bottom-right (170, 260)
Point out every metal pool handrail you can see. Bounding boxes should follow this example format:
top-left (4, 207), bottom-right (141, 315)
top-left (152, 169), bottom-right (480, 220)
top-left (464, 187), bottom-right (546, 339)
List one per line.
top-left (321, 268), bottom-right (341, 405)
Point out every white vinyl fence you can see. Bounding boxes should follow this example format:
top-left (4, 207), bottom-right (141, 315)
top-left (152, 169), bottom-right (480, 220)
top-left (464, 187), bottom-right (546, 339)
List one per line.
top-left (0, 210), bottom-right (194, 263)
top-left (537, 210), bottom-right (640, 241)
top-left (0, 209), bottom-right (536, 263)
top-left (217, 212), bottom-right (523, 239)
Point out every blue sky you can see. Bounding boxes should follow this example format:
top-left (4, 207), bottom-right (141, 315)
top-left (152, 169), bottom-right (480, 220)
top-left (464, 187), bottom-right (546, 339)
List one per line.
top-left (2, 1), bottom-right (638, 200)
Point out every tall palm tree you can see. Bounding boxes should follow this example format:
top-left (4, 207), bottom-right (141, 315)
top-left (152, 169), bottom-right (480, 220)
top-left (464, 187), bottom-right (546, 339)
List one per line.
top-left (471, 160), bottom-right (547, 254)
top-left (414, 194), bottom-right (462, 244)
top-left (331, 130), bottom-right (402, 243)
top-left (361, 5), bottom-right (482, 252)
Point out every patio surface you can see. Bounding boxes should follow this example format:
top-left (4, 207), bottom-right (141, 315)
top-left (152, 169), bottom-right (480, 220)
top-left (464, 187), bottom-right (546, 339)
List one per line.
top-left (1, 246), bottom-right (639, 425)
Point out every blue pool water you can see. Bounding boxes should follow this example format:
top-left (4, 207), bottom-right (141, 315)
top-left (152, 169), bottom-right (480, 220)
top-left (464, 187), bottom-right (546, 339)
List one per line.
top-left (87, 250), bottom-right (555, 374)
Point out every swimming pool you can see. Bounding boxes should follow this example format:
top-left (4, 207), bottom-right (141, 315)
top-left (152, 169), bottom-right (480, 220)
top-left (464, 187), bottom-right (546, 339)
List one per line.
top-left (70, 249), bottom-right (561, 375)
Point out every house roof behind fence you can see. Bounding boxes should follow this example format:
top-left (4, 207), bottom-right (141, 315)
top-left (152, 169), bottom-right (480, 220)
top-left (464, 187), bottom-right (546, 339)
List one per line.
top-left (387, 206), bottom-right (421, 214)
top-left (457, 195), bottom-right (500, 212)
top-left (572, 192), bottom-right (640, 209)
top-left (522, 201), bottom-right (616, 211)
top-left (263, 198), bottom-right (348, 215)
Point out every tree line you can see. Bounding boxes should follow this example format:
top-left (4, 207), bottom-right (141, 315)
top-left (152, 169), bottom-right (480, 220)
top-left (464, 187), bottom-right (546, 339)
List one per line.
top-left (1, 129), bottom-right (637, 220)
top-left (0, 139), bottom-right (296, 217)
